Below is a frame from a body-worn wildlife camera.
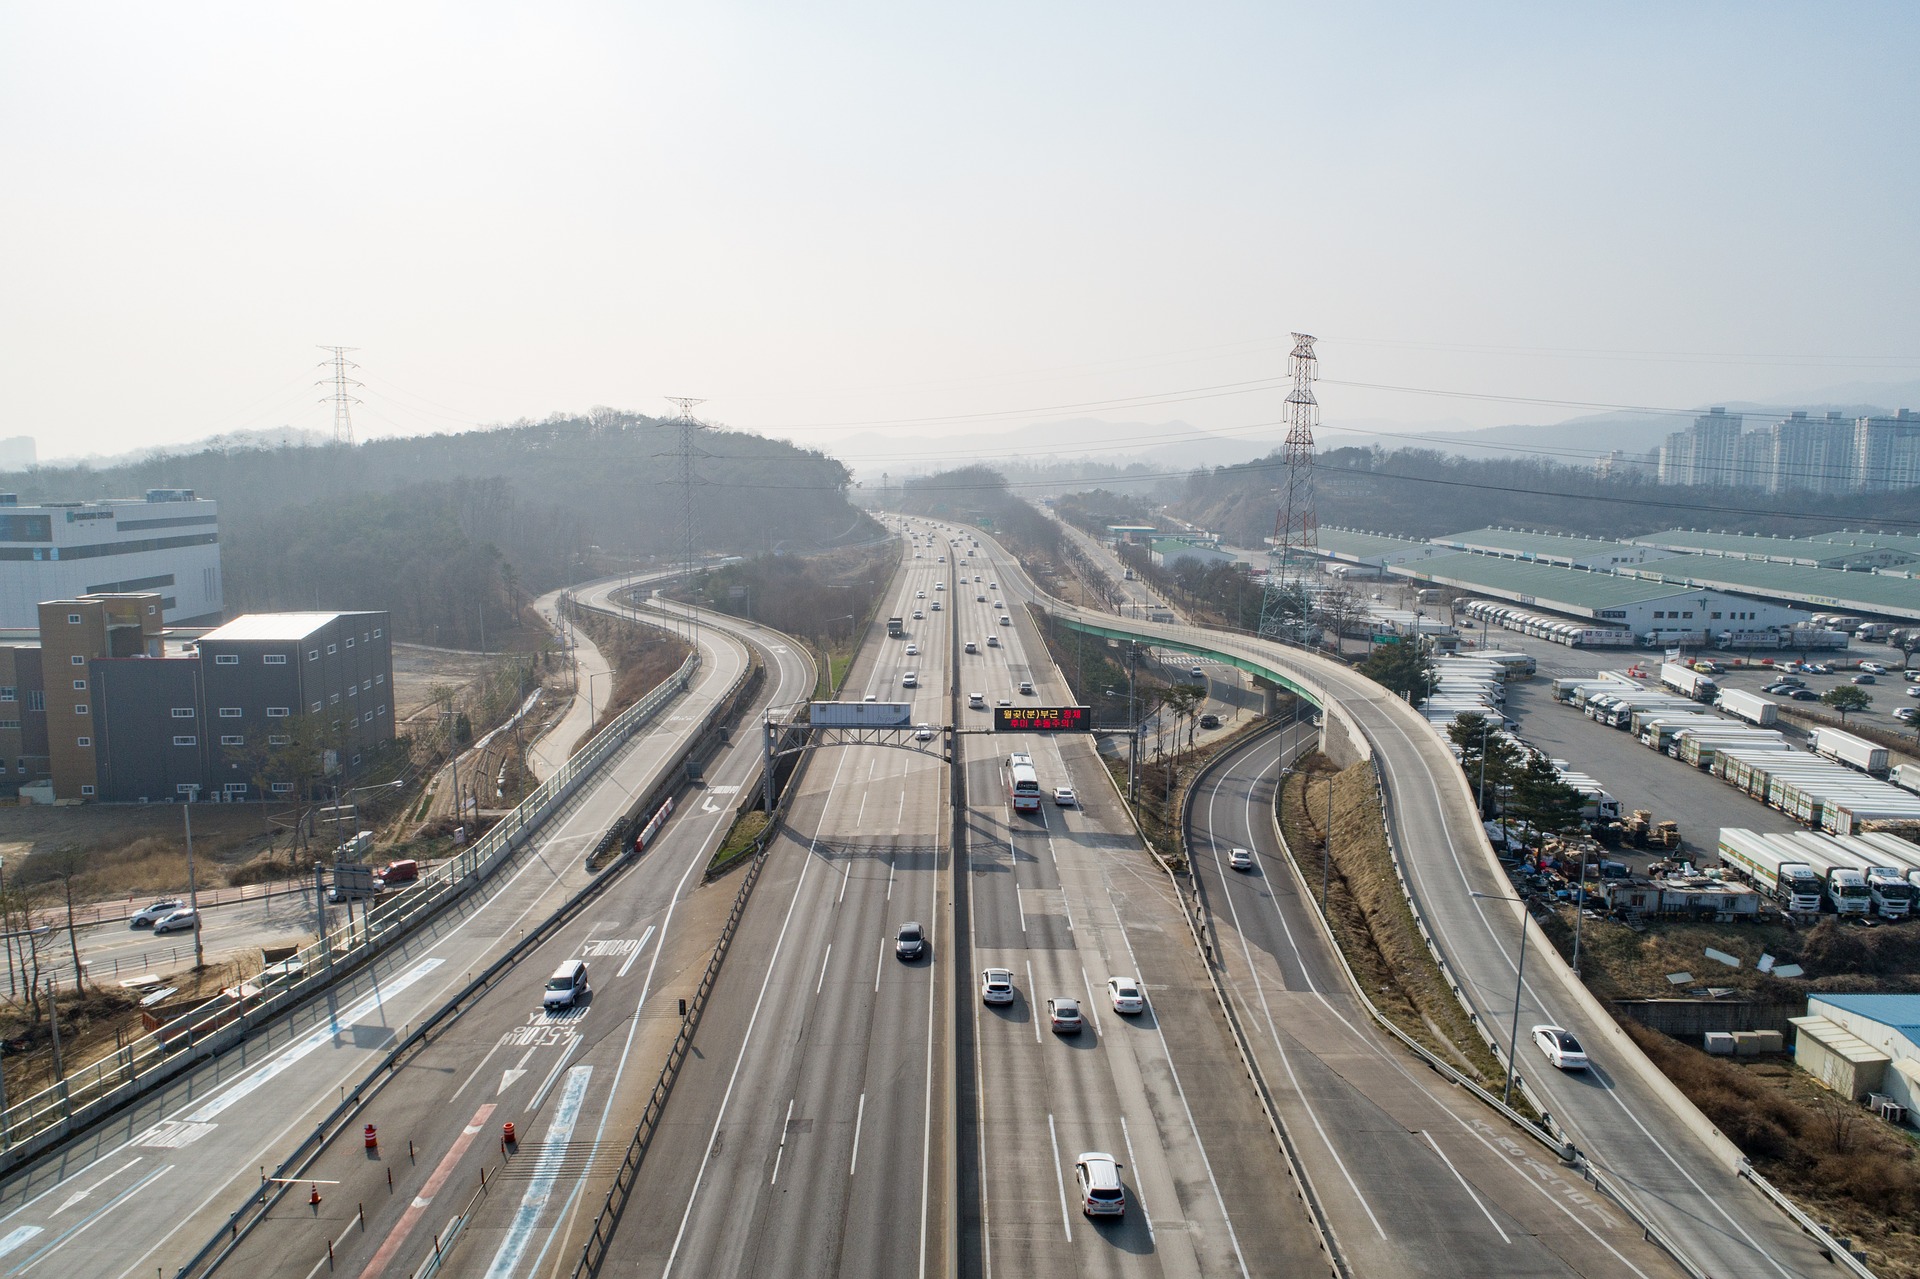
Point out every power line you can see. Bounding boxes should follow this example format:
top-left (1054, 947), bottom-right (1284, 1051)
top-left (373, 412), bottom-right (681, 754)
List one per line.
top-left (316, 347), bottom-right (362, 447)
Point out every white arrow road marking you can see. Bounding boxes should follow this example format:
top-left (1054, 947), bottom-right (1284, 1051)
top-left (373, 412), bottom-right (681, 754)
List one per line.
top-left (701, 796), bottom-right (721, 814)
top-left (53, 1159), bottom-right (143, 1215)
top-left (500, 1046), bottom-right (536, 1094)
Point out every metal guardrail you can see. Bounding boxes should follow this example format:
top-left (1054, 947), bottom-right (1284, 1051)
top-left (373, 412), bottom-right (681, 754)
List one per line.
top-left (0, 649), bottom-right (700, 1172)
top-left (572, 832), bottom-right (770, 1279)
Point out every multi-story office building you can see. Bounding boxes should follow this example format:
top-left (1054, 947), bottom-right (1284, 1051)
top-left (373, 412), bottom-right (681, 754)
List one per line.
top-left (18, 597), bottom-right (392, 802)
top-left (0, 490), bottom-right (221, 629)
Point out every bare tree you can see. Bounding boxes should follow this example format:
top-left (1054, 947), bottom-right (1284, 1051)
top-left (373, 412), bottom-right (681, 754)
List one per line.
top-left (49, 849), bottom-right (88, 996)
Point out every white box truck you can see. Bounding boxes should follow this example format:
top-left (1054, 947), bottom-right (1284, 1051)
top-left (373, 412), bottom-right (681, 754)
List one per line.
top-left (1716, 689), bottom-right (1779, 727)
top-left (1660, 662), bottom-right (1719, 702)
top-left (1810, 726), bottom-right (1891, 777)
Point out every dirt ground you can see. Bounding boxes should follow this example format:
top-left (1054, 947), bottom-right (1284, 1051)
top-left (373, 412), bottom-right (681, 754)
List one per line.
top-left (391, 643), bottom-right (520, 726)
top-left (0, 803), bottom-right (283, 893)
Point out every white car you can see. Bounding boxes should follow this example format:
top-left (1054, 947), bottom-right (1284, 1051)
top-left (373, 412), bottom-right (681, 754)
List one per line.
top-left (129, 898), bottom-right (185, 929)
top-left (980, 968), bottom-right (1015, 1005)
top-left (999, 615), bottom-right (1012, 626)
top-left (916, 590), bottom-right (925, 598)
top-left (905, 643), bottom-right (920, 656)
top-left (915, 723), bottom-right (934, 740)
top-left (1228, 847), bottom-right (1254, 871)
top-left (152, 907), bottom-right (200, 935)
top-left (934, 582), bottom-right (944, 590)
top-left (902, 672), bottom-right (918, 688)
top-left (1053, 786), bottom-right (1076, 806)
top-left (1107, 976), bottom-right (1144, 1014)
top-left (1073, 1152), bottom-right (1126, 1217)
top-left (1532, 1024), bottom-right (1589, 1070)
top-left (912, 610), bottom-right (924, 619)
top-left (986, 635), bottom-right (1000, 648)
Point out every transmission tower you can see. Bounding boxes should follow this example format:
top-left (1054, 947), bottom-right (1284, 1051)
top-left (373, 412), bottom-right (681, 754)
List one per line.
top-left (666, 397), bottom-right (708, 643)
top-left (1258, 333), bottom-right (1320, 640)
top-left (316, 346), bottom-right (363, 446)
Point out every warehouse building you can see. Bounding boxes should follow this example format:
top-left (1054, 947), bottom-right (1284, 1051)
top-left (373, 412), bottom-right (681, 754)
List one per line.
top-left (1628, 529), bottom-right (1920, 572)
top-left (1150, 538), bottom-right (1239, 570)
top-left (1793, 994), bottom-right (1920, 1123)
top-left (14, 598), bottom-right (392, 803)
top-left (1432, 527), bottom-right (1686, 571)
top-left (1315, 527), bottom-right (1456, 576)
top-left (0, 490), bottom-right (222, 628)
top-left (1621, 556), bottom-right (1920, 624)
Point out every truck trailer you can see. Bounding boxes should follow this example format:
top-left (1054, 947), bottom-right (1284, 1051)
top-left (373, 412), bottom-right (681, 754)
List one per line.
top-left (1660, 662), bottom-right (1719, 702)
top-left (1716, 689), bottom-right (1779, 727)
top-left (1715, 829), bottom-right (1823, 914)
top-left (1810, 727), bottom-right (1891, 777)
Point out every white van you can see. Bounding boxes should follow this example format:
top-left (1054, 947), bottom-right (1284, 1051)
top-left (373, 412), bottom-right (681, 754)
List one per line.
top-left (544, 959), bottom-right (589, 1010)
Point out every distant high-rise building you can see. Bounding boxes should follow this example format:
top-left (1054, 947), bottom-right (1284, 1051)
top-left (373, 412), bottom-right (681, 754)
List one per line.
top-left (1689, 407), bottom-right (1743, 486)
top-left (1764, 411), bottom-right (1854, 493)
top-left (1854, 409), bottom-right (1920, 492)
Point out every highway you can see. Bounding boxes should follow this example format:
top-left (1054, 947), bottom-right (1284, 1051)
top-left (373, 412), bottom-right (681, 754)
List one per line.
top-left (1187, 728), bottom-right (1683, 1278)
top-left (0, 583), bottom-right (791, 1279)
top-left (980, 530), bottom-right (1842, 1279)
top-left (601, 532), bottom-right (952, 1278)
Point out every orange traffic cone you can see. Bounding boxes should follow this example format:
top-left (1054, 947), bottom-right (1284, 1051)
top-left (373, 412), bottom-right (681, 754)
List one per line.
top-left (309, 1183), bottom-right (323, 1207)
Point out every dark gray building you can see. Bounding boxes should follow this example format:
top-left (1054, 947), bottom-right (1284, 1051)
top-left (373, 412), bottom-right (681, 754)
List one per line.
top-left (90, 610), bottom-right (394, 802)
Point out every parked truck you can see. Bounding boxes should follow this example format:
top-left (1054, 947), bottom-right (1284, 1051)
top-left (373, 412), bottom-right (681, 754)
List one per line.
top-left (1716, 689), bottom-right (1779, 727)
top-left (1890, 763), bottom-right (1920, 796)
top-left (1660, 662), bottom-right (1719, 702)
top-left (1810, 726), bottom-right (1891, 778)
top-left (1780, 833), bottom-right (1889, 916)
top-left (1715, 828), bottom-right (1824, 914)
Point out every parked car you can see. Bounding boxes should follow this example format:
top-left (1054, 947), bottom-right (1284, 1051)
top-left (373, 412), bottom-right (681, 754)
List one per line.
top-left (1199, 714), bottom-right (1220, 729)
top-left (980, 968), bottom-right (1015, 1005)
top-left (1046, 997), bottom-right (1084, 1034)
top-left (1788, 689), bottom-right (1820, 701)
top-left (1895, 707), bottom-right (1919, 723)
top-left (1532, 1024), bottom-right (1588, 1070)
top-left (1854, 674), bottom-right (1877, 685)
top-left (152, 907), bottom-right (199, 935)
top-left (129, 898), bottom-right (184, 929)
top-left (1073, 1152), bottom-right (1126, 1217)
top-left (1106, 976), bottom-right (1144, 1015)
top-left (896, 921), bottom-right (926, 961)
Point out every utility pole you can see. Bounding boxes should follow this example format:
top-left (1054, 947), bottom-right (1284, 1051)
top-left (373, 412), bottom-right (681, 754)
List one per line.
top-left (184, 793), bottom-right (204, 970)
top-left (1259, 333), bottom-right (1319, 642)
top-left (316, 346), bottom-right (362, 447)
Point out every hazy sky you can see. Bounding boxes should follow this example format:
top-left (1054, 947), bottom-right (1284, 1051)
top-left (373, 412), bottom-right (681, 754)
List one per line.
top-left (4, 3), bottom-right (1917, 464)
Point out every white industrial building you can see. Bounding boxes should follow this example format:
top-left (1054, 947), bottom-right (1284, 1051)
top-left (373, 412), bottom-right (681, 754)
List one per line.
top-left (0, 490), bottom-right (222, 628)
top-left (1793, 994), bottom-right (1920, 1124)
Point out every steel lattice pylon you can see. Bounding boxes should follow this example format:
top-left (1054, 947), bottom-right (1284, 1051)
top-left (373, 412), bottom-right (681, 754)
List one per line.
top-left (1258, 333), bottom-right (1319, 640)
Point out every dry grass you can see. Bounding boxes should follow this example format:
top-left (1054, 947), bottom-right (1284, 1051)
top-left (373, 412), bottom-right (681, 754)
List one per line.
top-left (0, 805), bottom-right (300, 906)
top-left (568, 611), bottom-right (694, 754)
top-left (1624, 1021), bottom-right (1920, 1277)
top-left (1282, 755), bottom-right (1512, 1093)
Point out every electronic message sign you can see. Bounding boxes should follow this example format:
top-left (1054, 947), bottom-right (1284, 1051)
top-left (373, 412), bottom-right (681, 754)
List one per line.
top-left (993, 705), bottom-right (1092, 733)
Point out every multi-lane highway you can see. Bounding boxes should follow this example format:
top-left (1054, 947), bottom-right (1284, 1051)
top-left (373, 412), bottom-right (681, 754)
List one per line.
top-left (0, 585), bottom-right (801, 1279)
top-left (1188, 728), bottom-right (1684, 1278)
top-left (986, 532), bottom-right (1842, 1279)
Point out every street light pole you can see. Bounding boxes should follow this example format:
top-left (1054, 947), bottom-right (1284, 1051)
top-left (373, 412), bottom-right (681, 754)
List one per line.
top-left (1572, 843), bottom-right (1589, 979)
top-left (183, 790), bottom-right (203, 970)
top-left (1474, 889), bottom-right (1532, 1107)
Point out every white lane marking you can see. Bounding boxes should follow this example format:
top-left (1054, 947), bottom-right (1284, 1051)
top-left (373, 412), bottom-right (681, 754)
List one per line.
top-left (1121, 1116), bottom-right (1155, 1243)
top-left (771, 1099), bottom-right (796, 1186)
top-left (1111, 907), bottom-right (1253, 1277)
top-left (849, 1092), bottom-right (867, 1176)
top-left (1047, 1113), bottom-right (1072, 1242)
top-left (887, 852), bottom-right (897, 902)
top-left (0, 1231), bottom-right (38, 1261)
top-left (1026, 961), bottom-right (1040, 1043)
top-left (816, 943), bottom-right (832, 995)
top-left (481, 1064), bottom-right (592, 1279)
top-left (11, 1165), bottom-right (170, 1277)
top-left (1421, 1131), bottom-right (1509, 1243)
top-left (1080, 967), bottom-right (1102, 1038)
top-left (616, 923), bottom-right (657, 978)
top-left (183, 958), bottom-right (445, 1123)
top-left (660, 746), bottom-right (849, 1278)
top-left (875, 933), bottom-right (887, 992)
top-left (1206, 752), bottom-right (1387, 1239)
top-left (1365, 704), bottom-right (1795, 1277)
top-left (839, 860), bottom-right (852, 904)
top-left (919, 892), bottom-right (939, 1279)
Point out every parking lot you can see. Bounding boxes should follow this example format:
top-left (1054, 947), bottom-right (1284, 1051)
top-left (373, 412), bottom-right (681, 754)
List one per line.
top-left (1457, 626), bottom-right (1920, 864)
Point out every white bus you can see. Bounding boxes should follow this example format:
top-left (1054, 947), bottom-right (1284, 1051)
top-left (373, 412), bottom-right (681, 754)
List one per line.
top-left (1004, 752), bottom-right (1042, 812)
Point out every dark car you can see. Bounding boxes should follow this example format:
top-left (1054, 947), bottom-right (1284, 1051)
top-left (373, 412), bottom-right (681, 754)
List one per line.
top-left (896, 921), bottom-right (925, 961)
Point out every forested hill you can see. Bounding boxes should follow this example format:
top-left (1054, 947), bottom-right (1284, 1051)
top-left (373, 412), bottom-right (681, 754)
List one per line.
top-left (1175, 446), bottom-right (1920, 547)
top-left (3, 411), bottom-right (874, 646)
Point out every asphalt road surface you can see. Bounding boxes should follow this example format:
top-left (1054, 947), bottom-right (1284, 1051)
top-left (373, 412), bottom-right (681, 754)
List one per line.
top-left (1187, 727), bottom-right (1685, 1278)
top-left (0, 598), bottom-right (782, 1279)
top-left (986, 552), bottom-right (1841, 1279)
